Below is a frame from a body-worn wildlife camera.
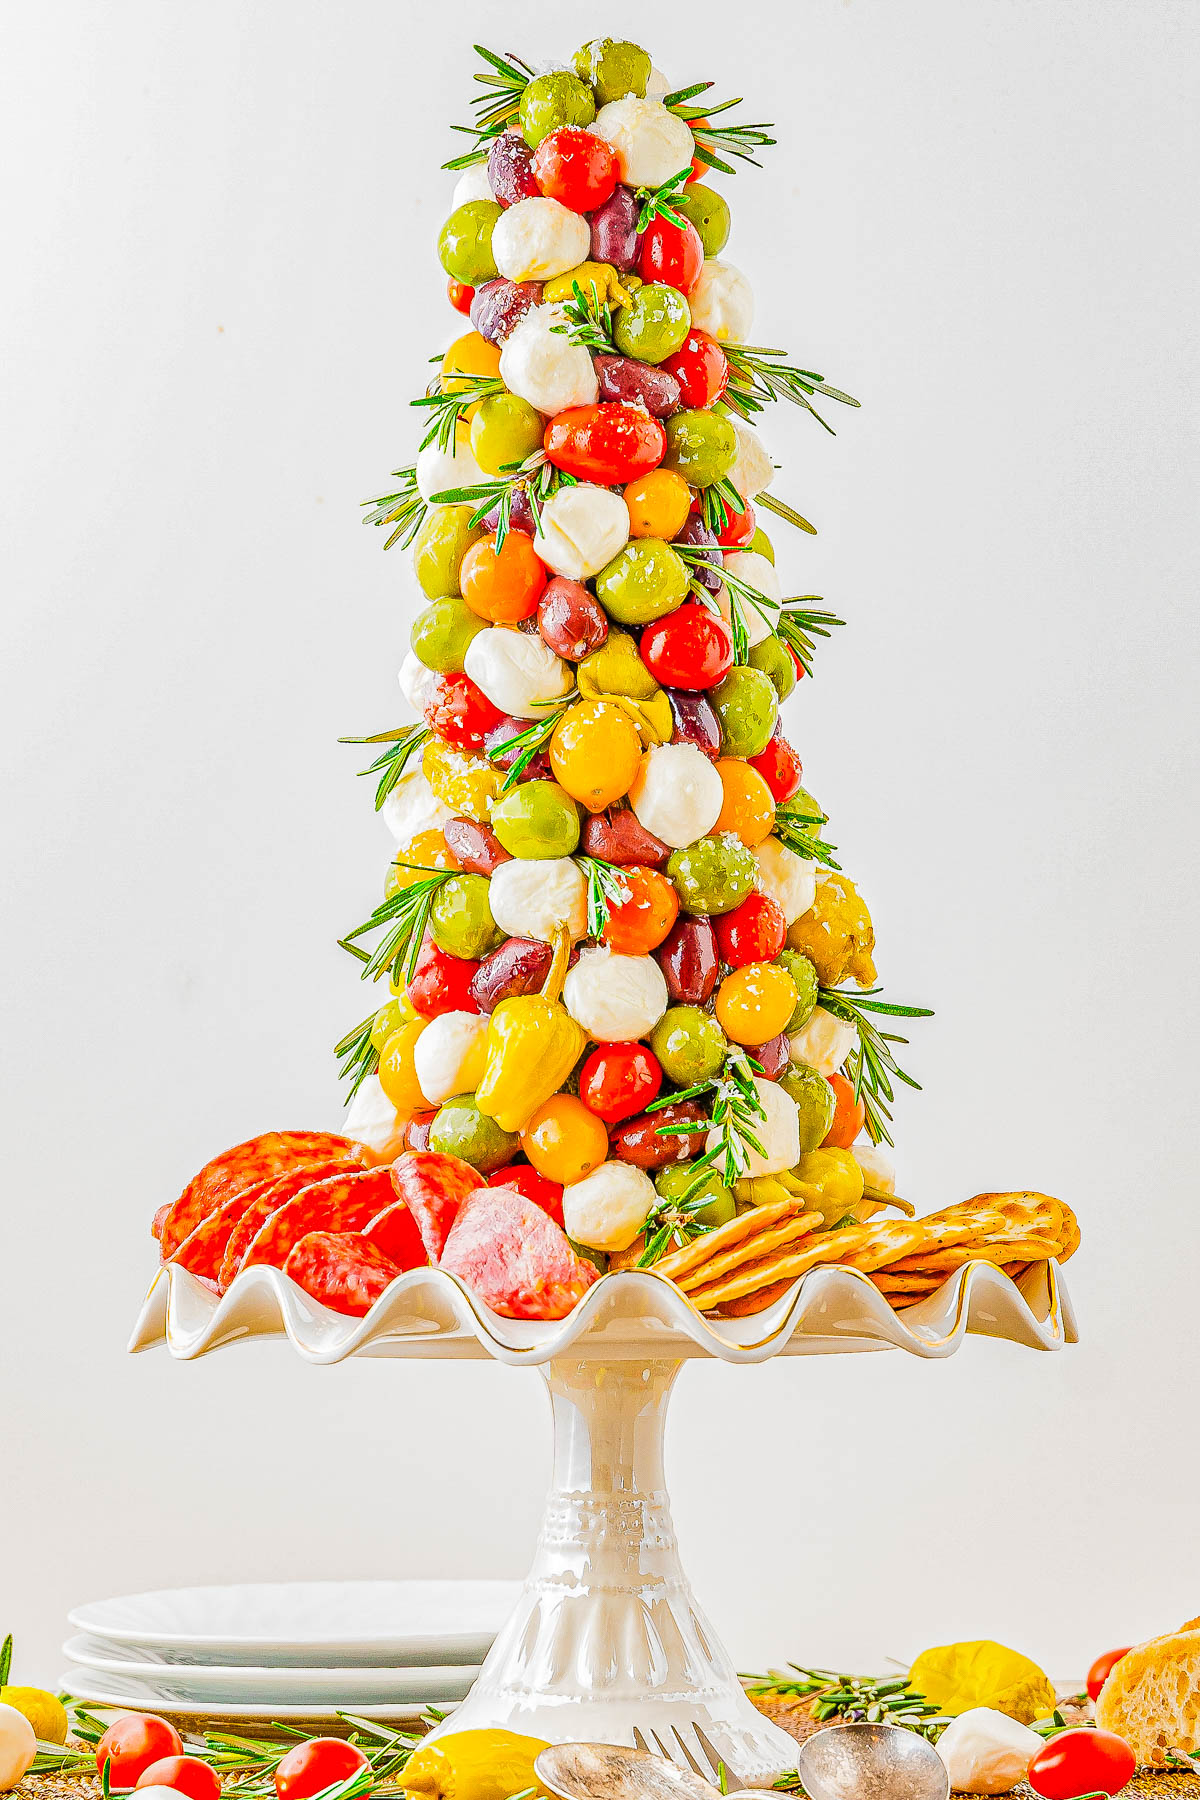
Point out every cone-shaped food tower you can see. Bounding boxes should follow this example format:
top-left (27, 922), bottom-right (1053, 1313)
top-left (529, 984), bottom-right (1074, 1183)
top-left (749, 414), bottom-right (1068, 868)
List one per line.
top-left (341, 34), bottom-right (932, 1320)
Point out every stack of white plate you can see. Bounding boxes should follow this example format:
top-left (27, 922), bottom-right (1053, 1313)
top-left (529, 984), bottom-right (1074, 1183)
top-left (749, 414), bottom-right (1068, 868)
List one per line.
top-left (61, 1580), bottom-right (519, 1725)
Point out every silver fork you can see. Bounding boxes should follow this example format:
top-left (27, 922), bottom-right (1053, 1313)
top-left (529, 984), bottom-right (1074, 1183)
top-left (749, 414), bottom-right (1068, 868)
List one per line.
top-left (631, 1725), bottom-right (746, 1792)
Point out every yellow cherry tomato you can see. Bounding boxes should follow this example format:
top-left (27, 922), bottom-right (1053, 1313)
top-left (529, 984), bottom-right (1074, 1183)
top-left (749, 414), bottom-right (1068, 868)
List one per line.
top-left (549, 699), bottom-right (644, 810)
top-left (711, 757), bottom-right (776, 845)
top-left (385, 829), bottom-right (461, 897)
top-left (714, 961), bottom-right (800, 1045)
top-left (378, 1018), bottom-right (430, 1111)
top-left (623, 468), bottom-right (693, 540)
top-left (521, 1094), bottom-right (609, 1184)
top-left (441, 330), bottom-right (502, 396)
top-left (422, 738), bottom-right (502, 821)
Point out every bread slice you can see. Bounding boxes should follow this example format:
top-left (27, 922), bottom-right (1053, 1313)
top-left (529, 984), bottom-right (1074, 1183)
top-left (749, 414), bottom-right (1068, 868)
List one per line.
top-left (1095, 1627), bottom-right (1200, 1764)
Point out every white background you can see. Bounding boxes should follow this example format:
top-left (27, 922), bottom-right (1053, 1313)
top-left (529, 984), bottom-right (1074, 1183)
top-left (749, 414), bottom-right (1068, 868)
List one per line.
top-left (3, 0), bottom-right (1198, 1690)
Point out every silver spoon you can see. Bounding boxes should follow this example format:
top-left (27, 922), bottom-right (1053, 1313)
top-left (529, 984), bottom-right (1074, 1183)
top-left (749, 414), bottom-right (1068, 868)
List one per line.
top-left (797, 1723), bottom-right (950, 1800)
top-left (535, 1744), bottom-right (722, 1800)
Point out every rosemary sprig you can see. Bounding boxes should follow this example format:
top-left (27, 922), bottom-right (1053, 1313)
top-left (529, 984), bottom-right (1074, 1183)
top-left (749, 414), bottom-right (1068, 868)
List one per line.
top-left (578, 855), bottom-right (632, 937)
top-left (742, 1666), bottom-right (950, 1741)
top-left (339, 866), bottom-right (457, 987)
top-left (443, 44), bottom-right (535, 170)
top-left (338, 722), bottom-right (430, 811)
top-left (412, 374), bottom-right (506, 453)
top-left (757, 490), bottom-right (818, 536)
top-left (776, 598), bottom-right (844, 678)
top-left (550, 278), bottom-right (618, 353)
top-left (723, 343), bottom-right (860, 434)
top-left (647, 1047), bottom-right (767, 1190)
top-left (663, 82), bottom-right (777, 175)
top-left (486, 697), bottom-right (574, 790)
top-left (773, 802), bottom-right (842, 871)
top-left (361, 464), bottom-right (426, 551)
top-left (637, 1189), bottom-right (718, 1268)
top-left (697, 475), bottom-right (747, 537)
top-left (818, 984), bottom-right (934, 1148)
top-left (433, 450), bottom-right (575, 548)
top-left (334, 1009), bottom-right (380, 1101)
top-left (635, 165), bottom-right (692, 231)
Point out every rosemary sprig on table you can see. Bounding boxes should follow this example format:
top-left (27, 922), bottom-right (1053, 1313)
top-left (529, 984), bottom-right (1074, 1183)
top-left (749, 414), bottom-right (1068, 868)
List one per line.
top-left (648, 1047), bottom-right (767, 1192)
top-left (339, 722), bottom-right (430, 811)
top-left (723, 343), bottom-right (860, 434)
top-left (664, 82), bottom-right (777, 174)
top-left (339, 866), bottom-right (456, 986)
top-left (578, 855), bottom-right (631, 937)
top-left (334, 1009), bottom-right (380, 1101)
top-left (773, 803), bottom-right (841, 871)
top-left (412, 374), bottom-right (506, 453)
top-left (443, 45), bottom-right (535, 170)
top-left (635, 165), bottom-right (692, 231)
top-left (551, 278), bottom-right (618, 353)
top-left (486, 698), bottom-right (574, 790)
top-left (776, 598), bottom-right (844, 678)
top-left (818, 985), bottom-right (934, 1148)
top-left (362, 464), bottom-right (426, 551)
top-left (757, 490), bottom-right (818, 536)
top-left (743, 1666), bottom-right (950, 1742)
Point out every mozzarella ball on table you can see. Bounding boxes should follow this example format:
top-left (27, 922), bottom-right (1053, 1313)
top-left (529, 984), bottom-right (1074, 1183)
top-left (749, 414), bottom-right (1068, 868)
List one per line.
top-left (708, 1077), bottom-right (800, 1177)
top-left (591, 98), bottom-right (696, 188)
top-left (789, 1005), bottom-right (858, 1077)
top-left (464, 626), bottom-right (573, 718)
top-left (564, 946), bottom-right (669, 1041)
top-left (688, 259), bottom-right (755, 342)
top-left (493, 197), bottom-right (592, 281)
top-left (489, 856), bottom-right (588, 941)
top-left (729, 415), bottom-right (774, 500)
top-left (398, 648), bottom-right (442, 717)
top-left (416, 433), bottom-right (486, 504)
top-left (500, 303), bottom-right (600, 414)
top-left (452, 164), bottom-right (495, 208)
top-left (628, 743), bottom-right (724, 849)
top-left (533, 483), bottom-right (630, 579)
top-left (754, 838), bottom-right (817, 924)
top-left (414, 1011), bottom-right (489, 1106)
top-left (380, 763), bottom-right (453, 844)
top-left (563, 1161), bottom-right (658, 1254)
top-left (935, 1710), bottom-right (1043, 1796)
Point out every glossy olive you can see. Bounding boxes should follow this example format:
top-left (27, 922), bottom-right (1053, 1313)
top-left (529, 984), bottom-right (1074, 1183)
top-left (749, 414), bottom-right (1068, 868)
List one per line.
top-left (610, 1100), bottom-right (710, 1169)
top-left (666, 689), bottom-right (721, 758)
top-left (710, 666), bottom-right (779, 759)
top-left (654, 1160), bottom-right (736, 1228)
top-left (573, 37), bottom-right (652, 105)
top-left (519, 71), bottom-right (596, 150)
top-left (612, 282), bottom-right (691, 364)
top-left (469, 936), bottom-right (554, 1011)
top-left (656, 915), bottom-right (719, 1003)
top-left (777, 948), bottom-right (819, 1030)
top-left (595, 538), bottom-right (690, 625)
top-left (438, 201), bottom-right (503, 285)
top-left (778, 1061), bottom-right (837, 1155)
top-left (412, 504), bottom-right (485, 600)
top-left (428, 873), bottom-right (503, 960)
top-left (748, 632), bottom-right (797, 700)
top-left (667, 834), bottom-right (757, 916)
top-left (411, 595), bottom-right (487, 673)
top-left (428, 1094), bottom-right (519, 1172)
top-left (581, 806), bottom-right (670, 867)
top-left (674, 184), bottom-right (731, 258)
top-left (662, 408), bottom-right (738, 487)
top-left (443, 817), bottom-right (512, 876)
top-left (649, 1005), bottom-right (728, 1086)
top-left (491, 779), bottom-right (582, 858)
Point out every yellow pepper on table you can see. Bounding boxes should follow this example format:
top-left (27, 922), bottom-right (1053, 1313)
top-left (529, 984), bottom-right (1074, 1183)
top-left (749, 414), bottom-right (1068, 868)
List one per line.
top-left (475, 929), bottom-right (587, 1132)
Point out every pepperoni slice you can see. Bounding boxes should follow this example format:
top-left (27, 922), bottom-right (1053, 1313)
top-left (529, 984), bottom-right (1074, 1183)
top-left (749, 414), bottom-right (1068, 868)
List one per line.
top-left (363, 1202), bottom-right (429, 1272)
top-left (284, 1232), bottom-right (402, 1317)
top-left (172, 1159), bottom-right (363, 1284)
top-left (237, 1166), bottom-right (400, 1277)
top-left (390, 1150), bottom-right (480, 1260)
top-left (214, 1159), bottom-right (368, 1291)
top-left (439, 1185), bottom-right (598, 1320)
top-left (158, 1131), bottom-right (364, 1259)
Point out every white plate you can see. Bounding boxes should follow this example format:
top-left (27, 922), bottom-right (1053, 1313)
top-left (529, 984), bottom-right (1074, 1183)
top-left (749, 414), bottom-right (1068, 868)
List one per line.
top-left (67, 1580), bottom-right (518, 1666)
top-left (59, 1670), bottom-right (457, 1725)
top-left (61, 1639), bottom-right (479, 1705)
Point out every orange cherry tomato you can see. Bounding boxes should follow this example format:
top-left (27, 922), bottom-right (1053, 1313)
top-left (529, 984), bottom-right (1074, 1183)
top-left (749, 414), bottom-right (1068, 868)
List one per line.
top-left (822, 1072), bottom-right (867, 1148)
top-left (460, 528), bottom-right (547, 621)
top-left (549, 699), bottom-right (644, 810)
top-left (714, 962), bottom-right (799, 1046)
top-left (440, 329), bottom-right (501, 391)
top-left (602, 865), bottom-right (680, 955)
top-left (624, 468), bottom-right (692, 540)
top-left (1087, 1647), bottom-right (1132, 1702)
top-left (521, 1093), bottom-right (609, 1184)
top-left (447, 279), bottom-right (475, 315)
top-left (711, 758), bottom-right (776, 845)
top-left (685, 118), bottom-right (709, 184)
top-left (544, 403), bottom-right (666, 484)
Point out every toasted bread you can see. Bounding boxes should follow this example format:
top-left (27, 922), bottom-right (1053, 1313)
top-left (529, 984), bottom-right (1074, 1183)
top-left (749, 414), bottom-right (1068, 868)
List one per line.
top-left (1095, 1628), bottom-right (1200, 1764)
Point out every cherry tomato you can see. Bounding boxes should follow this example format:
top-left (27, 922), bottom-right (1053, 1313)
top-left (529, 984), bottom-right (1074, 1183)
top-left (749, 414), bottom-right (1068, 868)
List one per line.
top-left (822, 1073), bottom-right (867, 1149)
top-left (487, 1162), bottom-right (565, 1227)
top-left (787, 644), bottom-right (806, 681)
top-left (447, 279), bottom-right (475, 315)
top-left (404, 1107), bottom-right (438, 1152)
top-left (639, 216), bottom-right (705, 293)
top-left (1028, 1730), bottom-right (1136, 1800)
top-left (521, 1093), bottom-right (609, 1184)
top-left (1087, 1647), bottom-right (1132, 1701)
top-left (275, 1739), bottom-right (369, 1800)
top-left (685, 120), bottom-right (709, 184)
top-left (640, 602), bottom-right (733, 691)
top-left (137, 1758), bottom-right (221, 1800)
top-left (662, 329), bottom-right (729, 409)
top-left (407, 937), bottom-right (481, 1018)
top-left (714, 892), bottom-right (786, 968)
top-left (544, 403), bottom-right (666, 484)
top-left (711, 757), bottom-right (776, 845)
top-left (602, 865), bottom-right (680, 955)
top-left (532, 126), bottom-right (619, 212)
top-left (460, 528), bottom-right (547, 622)
top-left (580, 1042), bottom-right (663, 1123)
top-left (97, 1717), bottom-right (184, 1787)
top-left (422, 671), bottom-right (505, 750)
top-left (716, 496), bottom-right (755, 548)
top-left (749, 725), bottom-right (804, 803)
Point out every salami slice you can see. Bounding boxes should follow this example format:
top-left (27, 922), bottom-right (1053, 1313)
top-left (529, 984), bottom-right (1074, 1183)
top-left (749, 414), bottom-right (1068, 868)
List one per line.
top-left (158, 1131), bottom-right (364, 1259)
top-left (216, 1159), bottom-right (367, 1291)
top-left (439, 1185), bottom-right (598, 1321)
top-left (238, 1166), bottom-right (400, 1277)
top-left (174, 1159), bottom-right (362, 1284)
top-left (363, 1201), bottom-right (429, 1273)
top-left (390, 1150), bottom-right (480, 1261)
top-left (284, 1232), bottom-right (402, 1317)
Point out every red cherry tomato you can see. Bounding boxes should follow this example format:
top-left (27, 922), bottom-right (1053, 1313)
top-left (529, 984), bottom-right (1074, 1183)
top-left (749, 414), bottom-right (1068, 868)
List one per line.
top-left (639, 216), bottom-right (705, 293)
top-left (602, 866), bottom-right (680, 955)
top-left (662, 329), bottom-right (729, 409)
top-left (685, 120), bottom-right (709, 184)
top-left (714, 892), bottom-right (786, 968)
top-left (580, 1042), bottom-right (663, 1123)
top-left (138, 1758), bottom-right (221, 1800)
top-left (447, 279), bottom-right (475, 315)
top-left (408, 938), bottom-right (481, 1018)
top-left (749, 726), bottom-right (803, 803)
top-left (822, 1073), bottom-right (867, 1149)
top-left (544, 404), bottom-right (666, 484)
top-left (1028, 1730), bottom-right (1136, 1800)
top-left (1087, 1647), bottom-right (1132, 1701)
top-left (275, 1739), bottom-right (369, 1800)
top-left (97, 1717), bottom-right (184, 1787)
top-left (422, 670), bottom-right (505, 751)
top-left (487, 1162), bottom-right (566, 1227)
top-left (716, 497), bottom-right (755, 548)
top-left (532, 126), bottom-right (619, 212)
top-left (640, 602), bottom-right (733, 691)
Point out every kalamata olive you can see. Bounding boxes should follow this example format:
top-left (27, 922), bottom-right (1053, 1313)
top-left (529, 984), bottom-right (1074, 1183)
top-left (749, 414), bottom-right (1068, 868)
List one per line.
top-left (538, 577), bottom-right (610, 659)
top-left (588, 185), bottom-right (643, 271)
top-left (593, 354), bottom-right (681, 418)
top-left (657, 916), bottom-right (719, 1004)
top-left (487, 129), bottom-right (541, 207)
top-left (481, 483), bottom-right (537, 534)
top-left (610, 1101), bottom-right (710, 1168)
top-left (744, 1032), bottom-right (789, 1080)
top-left (469, 936), bottom-right (553, 1011)
top-left (443, 816), bottom-right (512, 875)
top-left (673, 514), bottom-right (723, 594)
top-left (582, 806), bottom-right (671, 867)
top-left (471, 277), bottom-right (544, 345)
top-left (483, 713), bottom-right (552, 780)
top-left (405, 1108), bottom-right (437, 1152)
top-left (666, 690), bottom-right (721, 759)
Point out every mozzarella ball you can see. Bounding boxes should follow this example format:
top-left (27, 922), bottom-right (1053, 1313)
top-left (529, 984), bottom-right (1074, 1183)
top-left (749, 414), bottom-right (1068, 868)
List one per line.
top-left (687, 259), bottom-right (755, 342)
top-left (493, 197), bottom-right (591, 282)
top-left (533, 482), bottom-right (630, 579)
top-left (398, 647), bottom-right (441, 716)
top-left (416, 433), bottom-right (486, 504)
top-left (489, 857), bottom-right (588, 942)
top-left (789, 1005), bottom-right (857, 1077)
top-left (853, 1142), bottom-right (896, 1195)
top-left (935, 1710), bottom-right (1043, 1796)
top-left (380, 763), bottom-right (453, 844)
top-left (754, 838), bottom-right (817, 924)
top-left (499, 303), bottom-right (600, 415)
top-left (452, 164), bottom-right (495, 208)
top-left (563, 1161), bottom-right (657, 1254)
top-left (708, 1077), bottom-right (800, 1178)
top-left (414, 1010), bottom-right (489, 1106)
top-left (645, 66), bottom-right (672, 98)
top-left (464, 625), bottom-right (573, 719)
top-left (563, 946), bottom-right (668, 1041)
top-left (591, 97), bottom-right (696, 188)
top-left (729, 415), bottom-right (775, 498)
top-left (0, 1704), bottom-right (37, 1792)
top-left (343, 1073), bottom-right (409, 1155)
top-left (628, 743), bottom-right (724, 849)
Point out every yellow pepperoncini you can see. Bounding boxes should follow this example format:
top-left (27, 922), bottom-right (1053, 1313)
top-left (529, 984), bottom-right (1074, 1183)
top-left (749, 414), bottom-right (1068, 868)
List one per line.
top-left (422, 737), bottom-right (502, 822)
top-left (787, 1148), bottom-right (866, 1225)
top-left (402, 1730), bottom-right (552, 1800)
top-left (577, 630), bottom-right (674, 745)
top-left (475, 929), bottom-right (588, 1133)
top-left (542, 260), bottom-right (633, 309)
top-left (786, 872), bottom-right (877, 986)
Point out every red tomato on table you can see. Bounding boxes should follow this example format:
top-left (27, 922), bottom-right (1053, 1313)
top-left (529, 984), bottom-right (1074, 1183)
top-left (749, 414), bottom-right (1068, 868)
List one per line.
top-left (579, 1042), bottom-right (663, 1123)
top-left (1087, 1646), bottom-right (1132, 1701)
top-left (544, 404), bottom-right (666, 483)
top-left (137, 1757), bottom-right (221, 1800)
top-left (97, 1717), bottom-right (184, 1787)
top-left (1028, 1730), bottom-right (1136, 1800)
top-left (274, 1739), bottom-right (369, 1800)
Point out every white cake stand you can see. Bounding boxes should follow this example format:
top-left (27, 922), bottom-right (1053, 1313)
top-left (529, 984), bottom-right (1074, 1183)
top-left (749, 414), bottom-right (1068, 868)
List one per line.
top-left (131, 1260), bottom-right (1076, 1779)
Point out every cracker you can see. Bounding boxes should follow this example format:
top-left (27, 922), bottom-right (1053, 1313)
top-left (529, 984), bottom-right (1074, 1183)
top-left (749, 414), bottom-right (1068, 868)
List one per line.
top-left (676, 1211), bottom-right (824, 1292)
top-left (652, 1195), bottom-right (810, 1283)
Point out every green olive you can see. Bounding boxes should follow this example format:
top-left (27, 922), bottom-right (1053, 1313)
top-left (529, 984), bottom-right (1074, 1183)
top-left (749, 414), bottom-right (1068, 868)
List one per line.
top-left (491, 780), bottom-right (582, 858)
top-left (428, 1095), bottom-right (519, 1173)
top-left (438, 200), bottom-right (502, 285)
top-left (649, 1005), bottom-right (729, 1086)
top-left (662, 408), bottom-right (738, 488)
top-left (612, 282), bottom-right (691, 364)
top-left (572, 38), bottom-right (652, 105)
top-left (780, 786), bottom-right (825, 857)
top-left (748, 632), bottom-right (796, 700)
top-left (667, 833), bottom-right (757, 916)
top-left (777, 949), bottom-right (820, 1031)
top-left (412, 504), bottom-right (485, 599)
top-left (519, 71), bottom-right (596, 149)
top-left (411, 596), bottom-right (487, 674)
top-left (469, 392), bottom-right (545, 476)
top-left (653, 1160), bottom-right (736, 1229)
top-left (778, 1061), bottom-right (837, 1155)
top-left (748, 526), bottom-right (775, 564)
top-left (578, 627), bottom-right (662, 700)
top-left (710, 666), bottom-right (778, 758)
top-left (369, 997), bottom-right (408, 1051)
top-left (429, 873), bottom-right (503, 960)
top-left (595, 539), bottom-right (690, 626)
top-left (674, 184), bottom-right (731, 258)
